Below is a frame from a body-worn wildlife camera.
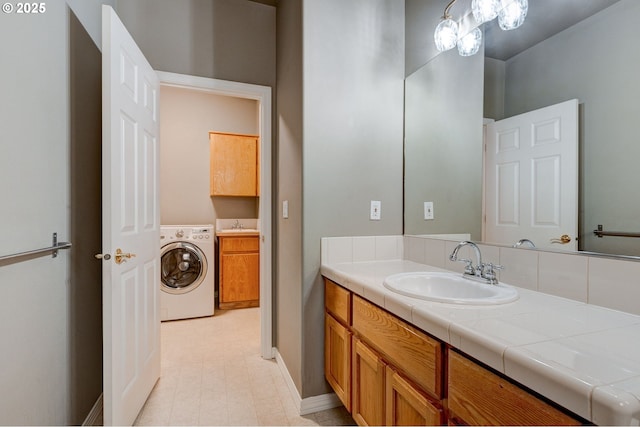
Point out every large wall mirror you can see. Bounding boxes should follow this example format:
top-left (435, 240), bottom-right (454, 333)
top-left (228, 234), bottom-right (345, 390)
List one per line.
top-left (405, 0), bottom-right (640, 257)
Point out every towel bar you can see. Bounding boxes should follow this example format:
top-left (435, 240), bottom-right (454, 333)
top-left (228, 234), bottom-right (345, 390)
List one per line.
top-left (0, 233), bottom-right (72, 263)
top-left (593, 225), bottom-right (640, 238)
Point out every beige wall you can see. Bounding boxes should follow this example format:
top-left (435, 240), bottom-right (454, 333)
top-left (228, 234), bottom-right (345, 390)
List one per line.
top-left (159, 86), bottom-right (259, 225)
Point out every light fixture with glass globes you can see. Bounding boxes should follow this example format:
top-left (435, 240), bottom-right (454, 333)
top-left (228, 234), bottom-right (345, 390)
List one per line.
top-left (471, 0), bottom-right (500, 24)
top-left (434, 0), bottom-right (460, 52)
top-left (499, 0), bottom-right (528, 30)
top-left (457, 27), bottom-right (483, 56)
top-left (434, 0), bottom-right (528, 57)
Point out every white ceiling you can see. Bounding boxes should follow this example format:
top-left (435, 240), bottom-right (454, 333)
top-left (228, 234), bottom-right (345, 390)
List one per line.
top-left (484, 0), bottom-right (620, 60)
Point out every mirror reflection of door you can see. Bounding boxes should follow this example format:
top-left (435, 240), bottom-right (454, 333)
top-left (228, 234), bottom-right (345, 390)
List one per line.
top-left (484, 99), bottom-right (578, 251)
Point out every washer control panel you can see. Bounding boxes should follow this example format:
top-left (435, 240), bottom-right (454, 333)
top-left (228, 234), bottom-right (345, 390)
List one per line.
top-left (161, 226), bottom-right (213, 241)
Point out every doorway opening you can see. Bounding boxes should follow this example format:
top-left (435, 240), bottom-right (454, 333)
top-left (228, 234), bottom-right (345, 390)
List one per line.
top-left (157, 71), bottom-right (273, 359)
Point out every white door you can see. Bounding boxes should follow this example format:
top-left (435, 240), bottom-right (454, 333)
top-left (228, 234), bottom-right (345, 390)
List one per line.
top-left (101, 5), bottom-right (160, 425)
top-left (484, 99), bottom-right (578, 251)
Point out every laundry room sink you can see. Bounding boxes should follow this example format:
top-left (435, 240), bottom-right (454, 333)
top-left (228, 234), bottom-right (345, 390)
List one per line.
top-left (215, 228), bottom-right (260, 236)
top-left (215, 219), bottom-right (259, 237)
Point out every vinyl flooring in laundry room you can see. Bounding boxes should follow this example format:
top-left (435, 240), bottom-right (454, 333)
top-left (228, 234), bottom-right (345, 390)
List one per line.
top-left (134, 307), bottom-right (355, 426)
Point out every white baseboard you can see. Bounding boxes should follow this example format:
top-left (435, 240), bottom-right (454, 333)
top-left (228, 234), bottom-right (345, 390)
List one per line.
top-left (82, 393), bottom-right (103, 426)
top-left (273, 348), bottom-right (342, 416)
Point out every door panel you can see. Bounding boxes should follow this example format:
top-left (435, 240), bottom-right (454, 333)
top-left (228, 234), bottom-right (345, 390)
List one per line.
top-left (485, 99), bottom-right (578, 251)
top-left (102, 5), bottom-right (160, 425)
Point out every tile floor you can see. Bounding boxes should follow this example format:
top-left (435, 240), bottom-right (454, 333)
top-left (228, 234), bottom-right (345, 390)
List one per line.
top-left (134, 307), bottom-right (355, 426)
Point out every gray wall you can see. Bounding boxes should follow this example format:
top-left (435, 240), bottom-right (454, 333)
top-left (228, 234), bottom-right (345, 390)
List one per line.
top-left (302, 0), bottom-right (405, 398)
top-left (115, 0), bottom-right (276, 88)
top-left (69, 9), bottom-right (104, 425)
top-left (404, 48), bottom-right (484, 238)
top-left (405, 0), bottom-right (450, 76)
top-left (275, 0), bottom-right (304, 392)
top-left (403, 0), bottom-right (484, 239)
top-left (0, 1), bottom-right (111, 424)
top-left (501, 0), bottom-right (640, 256)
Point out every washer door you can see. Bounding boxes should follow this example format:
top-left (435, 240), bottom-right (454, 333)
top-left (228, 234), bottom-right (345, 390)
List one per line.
top-left (161, 241), bottom-right (208, 294)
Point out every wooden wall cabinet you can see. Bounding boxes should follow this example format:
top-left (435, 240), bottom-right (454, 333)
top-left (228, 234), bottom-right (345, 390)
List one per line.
top-left (209, 132), bottom-right (259, 197)
top-left (218, 235), bottom-right (259, 309)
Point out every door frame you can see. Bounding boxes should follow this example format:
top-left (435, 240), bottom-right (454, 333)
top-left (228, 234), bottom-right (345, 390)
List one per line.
top-left (157, 71), bottom-right (273, 359)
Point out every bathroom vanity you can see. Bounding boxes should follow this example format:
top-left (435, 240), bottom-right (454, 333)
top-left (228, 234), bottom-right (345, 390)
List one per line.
top-left (321, 235), bottom-right (640, 426)
top-left (325, 278), bottom-right (581, 425)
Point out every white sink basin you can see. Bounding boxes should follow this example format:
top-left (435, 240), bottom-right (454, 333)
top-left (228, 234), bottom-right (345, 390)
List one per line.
top-left (383, 272), bottom-right (518, 305)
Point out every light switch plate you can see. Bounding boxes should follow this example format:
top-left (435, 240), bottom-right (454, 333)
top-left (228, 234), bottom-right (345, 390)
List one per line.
top-left (370, 200), bottom-right (381, 220)
top-left (424, 201), bottom-right (434, 220)
top-left (283, 200), bottom-right (289, 219)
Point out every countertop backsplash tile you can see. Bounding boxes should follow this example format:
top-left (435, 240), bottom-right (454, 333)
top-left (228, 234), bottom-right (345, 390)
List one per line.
top-left (322, 234), bottom-right (640, 316)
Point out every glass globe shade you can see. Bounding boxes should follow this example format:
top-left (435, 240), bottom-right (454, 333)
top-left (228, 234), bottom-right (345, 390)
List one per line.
top-left (434, 18), bottom-right (459, 52)
top-left (457, 27), bottom-right (483, 57)
top-left (472, 0), bottom-right (500, 24)
top-left (499, 0), bottom-right (528, 30)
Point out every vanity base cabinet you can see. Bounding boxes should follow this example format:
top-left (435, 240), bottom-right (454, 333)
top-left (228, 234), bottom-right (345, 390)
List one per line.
top-left (386, 367), bottom-right (444, 426)
top-left (325, 279), bottom-right (444, 426)
top-left (447, 350), bottom-right (581, 426)
top-left (352, 337), bottom-right (385, 426)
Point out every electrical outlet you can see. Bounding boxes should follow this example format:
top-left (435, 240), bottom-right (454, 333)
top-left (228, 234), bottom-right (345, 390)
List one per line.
top-left (370, 200), bottom-right (381, 220)
top-left (424, 201), bottom-right (434, 220)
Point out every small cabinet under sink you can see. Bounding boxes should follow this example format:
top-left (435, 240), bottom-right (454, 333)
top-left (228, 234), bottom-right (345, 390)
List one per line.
top-left (218, 235), bottom-right (259, 309)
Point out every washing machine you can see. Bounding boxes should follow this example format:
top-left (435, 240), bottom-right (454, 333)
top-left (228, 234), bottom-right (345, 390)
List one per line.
top-left (160, 225), bottom-right (214, 321)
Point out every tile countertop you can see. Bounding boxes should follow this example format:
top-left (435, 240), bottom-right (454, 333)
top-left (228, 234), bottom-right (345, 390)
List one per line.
top-left (320, 259), bottom-right (640, 425)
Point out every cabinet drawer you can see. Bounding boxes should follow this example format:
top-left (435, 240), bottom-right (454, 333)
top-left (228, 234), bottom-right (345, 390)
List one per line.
top-left (324, 279), bottom-right (351, 325)
top-left (352, 295), bottom-right (442, 398)
top-left (448, 350), bottom-right (581, 426)
top-left (220, 236), bottom-right (259, 252)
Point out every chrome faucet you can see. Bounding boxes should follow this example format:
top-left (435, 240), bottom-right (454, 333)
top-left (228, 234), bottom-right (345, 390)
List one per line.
top-left (513, 238), bottom-right (536, 248)
top-left (449, 241), bottom-right (503, 285)
top-left (231, 219), bottom-right (244, 230)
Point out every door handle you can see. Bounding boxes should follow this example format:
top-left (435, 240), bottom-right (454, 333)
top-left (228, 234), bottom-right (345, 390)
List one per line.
top-left (94, 248), bottom-right (137, 264)
top-left (550, 234), bottom-right (571, 244)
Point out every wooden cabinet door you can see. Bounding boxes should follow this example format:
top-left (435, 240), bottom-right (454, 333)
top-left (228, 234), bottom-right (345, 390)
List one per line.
top-left (325, 313), bottom-right (351, 411)
top-left (352, 337), bottom-right (385, 426)
top-left (385, 367), bottom-right (443, 426)
top-left (220, 252), bottom-right (259, 306)
top-left (209, 132), bottom-right (259, 196)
